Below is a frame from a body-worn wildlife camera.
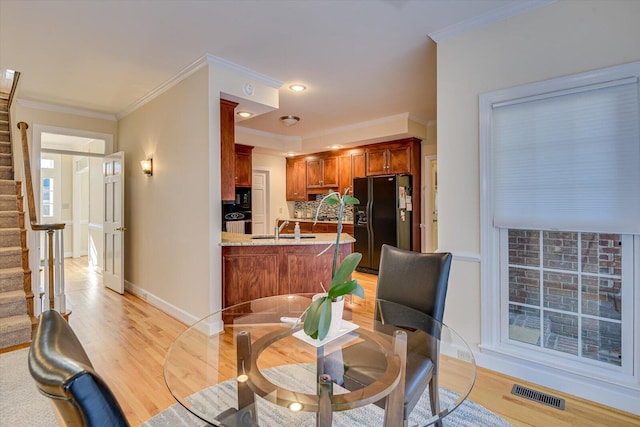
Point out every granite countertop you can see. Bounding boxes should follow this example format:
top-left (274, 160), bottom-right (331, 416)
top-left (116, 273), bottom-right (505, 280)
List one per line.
top-left (285, 218), bottom-right (354, 224)
top-left (221, 232), bottom-right (355, 246)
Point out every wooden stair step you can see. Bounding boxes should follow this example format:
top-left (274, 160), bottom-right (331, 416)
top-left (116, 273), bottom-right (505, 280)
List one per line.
top-left (0, 289), bottom-right (27, 317)
top-left (0, 211), bottom-right (19, 228)
top-left (0, 246), bottom-right (22, 269)
top-left (0, 314), bottom-right (31, 349)
top-left (0, 194), bottom-right (17, 211)
top-left (0, 266), bottom-right (24, 292)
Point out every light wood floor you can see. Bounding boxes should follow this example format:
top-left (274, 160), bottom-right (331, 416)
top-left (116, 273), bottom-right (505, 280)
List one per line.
top-left (59, 257), bottom-right (639, 426)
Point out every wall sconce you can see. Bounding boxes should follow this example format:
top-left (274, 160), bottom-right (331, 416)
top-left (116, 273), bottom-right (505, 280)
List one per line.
top-left (140, 158), bottom-right (153, 176)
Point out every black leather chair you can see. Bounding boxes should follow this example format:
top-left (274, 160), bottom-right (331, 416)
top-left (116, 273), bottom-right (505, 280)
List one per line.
top-left (28, 309), bottom-right (130, 427)
top-left (342, 245), bottom-right (452, 426)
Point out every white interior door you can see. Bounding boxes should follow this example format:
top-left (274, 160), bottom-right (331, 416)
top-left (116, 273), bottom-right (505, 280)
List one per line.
top-left (252, 170), bottom-right (268, 235)
top-left (103, 152), bottom-right (125, 294)
top-left (430, 159), bottom-right (438, 252)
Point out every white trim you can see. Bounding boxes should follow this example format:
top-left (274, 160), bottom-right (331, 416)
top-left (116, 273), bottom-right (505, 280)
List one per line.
top-left (16, 99), bottom-right (117, 121)
top-left (205, 54), bottom-right (283, 89)
top-left (428, 0), bottom-right (556, 43)
top-left (41, 148), bottom-right (105, 159)
top-left (124, 280), bottom-right (201, 326)
top-left (476, 347), bottom-right (640, 415)
top-left (117, 53), bottom-right (283, 119)
top-left (303, 112), bottom-right (411, 140)
top-left (117, 55), bottom-right (208, 119)
top-left (32, 124), bottom-right (114, 154)
top-left (450, 251), bottom-right (481, 263)
top-left (236, 125), bottom-right (302, 143)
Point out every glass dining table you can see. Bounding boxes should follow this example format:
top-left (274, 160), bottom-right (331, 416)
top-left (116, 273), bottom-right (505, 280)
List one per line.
top-left (164, 294), bottom-right (476, 427)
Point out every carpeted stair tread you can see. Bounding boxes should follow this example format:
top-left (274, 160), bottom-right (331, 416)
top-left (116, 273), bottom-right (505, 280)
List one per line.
top-left (0, 166), bottom-right (11, 180)
top-left (0, 180), bottom-right (16, 195)
top-left (0, 266), bottom-right (24, 292)
top-left (0, 143), bottom-right (10, 154)
top-left (0, 314), bottom-right (31, 348)
top-left (0, 246), bottom-right (22, 269)
top-left (0, 194), bottom-right (17, 211)
top-left (0, 211), bottom-right (19, 228)
top-left (0, 289), bottom-right (28, 318)
top-left (0, 228), bottom-right (20, 246)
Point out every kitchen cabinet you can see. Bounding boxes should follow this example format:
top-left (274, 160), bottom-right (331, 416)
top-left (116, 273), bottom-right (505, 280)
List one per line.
top-left (286, 158), bottom-right (307, 201)
top-left (234, 144), bottom-right (253, 187)
top-left (220, 99), bottom-right (238, 201)
top-left (365, 141), bottom-right (412, 176)
top-left (221, 242), bottom-right (352, 307)
top-left (307, 156), bottom-right (338, 189)
top-left (338, 150), bottom-right (365, 196)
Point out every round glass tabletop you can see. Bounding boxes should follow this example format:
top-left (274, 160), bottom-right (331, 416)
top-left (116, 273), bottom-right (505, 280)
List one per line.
top-left (164, 294), bottom-right (476, 426)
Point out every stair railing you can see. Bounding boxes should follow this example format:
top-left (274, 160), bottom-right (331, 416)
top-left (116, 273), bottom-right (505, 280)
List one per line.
top-left (17, 121), bottom-right (67, 316)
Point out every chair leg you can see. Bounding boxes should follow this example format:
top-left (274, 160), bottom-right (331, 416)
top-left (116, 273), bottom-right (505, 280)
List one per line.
top-left (429, 374), bottom-right (443, 427)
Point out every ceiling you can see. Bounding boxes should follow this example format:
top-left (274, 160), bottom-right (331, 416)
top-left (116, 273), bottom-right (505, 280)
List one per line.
top-left (1, 0), bottom-right (525, 143)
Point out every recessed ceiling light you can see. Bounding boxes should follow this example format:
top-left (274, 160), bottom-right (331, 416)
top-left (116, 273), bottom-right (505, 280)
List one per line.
top-left (286, 152), bottom-right (297, 157)
top-left (329, 145), bottom-right (342, 150)
top-left (236, 111), bottom-right (253, 118)
top-left (289, 84), bottom-right (307, 92)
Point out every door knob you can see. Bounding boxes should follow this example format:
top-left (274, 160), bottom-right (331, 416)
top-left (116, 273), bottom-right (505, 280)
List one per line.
top-left (115, 227), bottom-right (128, 231)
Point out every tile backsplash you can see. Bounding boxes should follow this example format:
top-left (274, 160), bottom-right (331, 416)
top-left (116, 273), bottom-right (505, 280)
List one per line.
top-left (293, 195), bottom-right (354, 221)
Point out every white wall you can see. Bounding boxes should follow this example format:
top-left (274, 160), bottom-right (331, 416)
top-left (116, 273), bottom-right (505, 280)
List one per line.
top-left (437, 0), bottom-right (640, 411)
top-left (118, 66), bottom-right (213, 321)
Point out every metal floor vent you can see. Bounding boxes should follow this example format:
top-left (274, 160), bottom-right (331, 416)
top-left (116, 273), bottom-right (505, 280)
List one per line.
top-left (511, 384), bottom-right (566, 410)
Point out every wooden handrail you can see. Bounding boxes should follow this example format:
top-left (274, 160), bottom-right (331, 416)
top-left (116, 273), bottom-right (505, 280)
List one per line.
top-left (7, 71), bottom-right (20, 109)
top-left (16, 122), bottom-right (65, 231)
top-left (17, 121), bottom-right (66, 313)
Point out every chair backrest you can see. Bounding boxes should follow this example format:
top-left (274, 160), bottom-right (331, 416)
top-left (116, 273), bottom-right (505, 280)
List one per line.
top-left (375, 244), bottom-right (452, 323)
top-left (28, 310), bottom-right (129, 427)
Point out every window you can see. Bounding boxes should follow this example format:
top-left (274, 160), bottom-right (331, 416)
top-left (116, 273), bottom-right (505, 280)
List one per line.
top-left (480, 62), bottom-right (639, 385)
top-left (41, 178), bottom-right (53, 218)
top-left (506, 230), bottom-right (629, 368)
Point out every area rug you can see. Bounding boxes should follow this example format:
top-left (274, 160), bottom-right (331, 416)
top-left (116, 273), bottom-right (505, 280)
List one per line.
top-left (144, 363), bottom-right (512, 427)
top-left (0, 347), bottom-right (58, 426)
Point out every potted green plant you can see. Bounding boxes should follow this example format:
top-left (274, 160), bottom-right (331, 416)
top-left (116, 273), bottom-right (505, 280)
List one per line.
top-left (303, 190), bottom-right (364, 340)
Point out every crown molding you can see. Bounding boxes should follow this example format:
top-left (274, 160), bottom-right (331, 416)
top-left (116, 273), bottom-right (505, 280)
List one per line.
top-left (303, 112), bottom-right (411, 140)
top-left (17, 99), bottom-right (117, 121)
top-left (117, 53), bottom-right (283, 119)
top-left (205, 54), bottom-right (283, 89)
top-left (236, 125), bottom-right (301, 143)
top-left (117, 55), bottom-right (209, 119)
top-left (428, 0), bottom-right (557, 43)
top-left (408, 114), bottom-right (430, 127)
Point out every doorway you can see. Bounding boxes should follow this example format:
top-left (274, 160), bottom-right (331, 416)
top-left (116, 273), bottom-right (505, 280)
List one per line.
top-left (422, 155), bottom-right (438, 252)
top-left (31, 125), bottom-right (113, 295)
top-left (252, 170), bottom-right (269, 235)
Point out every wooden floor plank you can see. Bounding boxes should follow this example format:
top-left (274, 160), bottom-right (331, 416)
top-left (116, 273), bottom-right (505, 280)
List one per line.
top-left (60, 257), bottom-right (639, 426)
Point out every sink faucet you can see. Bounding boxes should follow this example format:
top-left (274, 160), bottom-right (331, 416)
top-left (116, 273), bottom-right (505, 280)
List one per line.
top-left (275, 218), bottom-right (289, 240)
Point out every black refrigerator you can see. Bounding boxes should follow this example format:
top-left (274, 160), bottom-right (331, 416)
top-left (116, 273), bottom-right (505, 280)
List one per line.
top-left (353, 174), bottom-right (412, 273)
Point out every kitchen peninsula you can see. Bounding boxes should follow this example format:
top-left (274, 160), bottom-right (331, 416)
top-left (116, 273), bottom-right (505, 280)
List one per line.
top-left (220, 232), bottom-right (355, 307)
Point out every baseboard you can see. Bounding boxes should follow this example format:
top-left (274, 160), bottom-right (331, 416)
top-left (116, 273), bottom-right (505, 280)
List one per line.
top-left (475, 346), bottom-right (640, 416)
top-left (124, 280), bottom-right (200, 326)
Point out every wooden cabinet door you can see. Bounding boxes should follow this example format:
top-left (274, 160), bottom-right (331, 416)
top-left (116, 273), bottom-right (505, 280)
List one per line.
top-left (338, 155), bottom-right (352, 196)
top-left (286, 158), bottom-right (307, 201)
top-left (322, 157), bottom-right (338, 187)
top-left (306, 159), bottom-right (323, 187)
top-left (223, 252), bottom-right (278, 307)
top-left (220, 99), bottom-right (238, 201)
top-left (365, 147), bottom-right (388, 176)
top-left (352, 152), bottom-right (366, 178)
top-left (387, 145), bottom-right (412, 174)
top-left (235, 152), bottom-right (252, 187)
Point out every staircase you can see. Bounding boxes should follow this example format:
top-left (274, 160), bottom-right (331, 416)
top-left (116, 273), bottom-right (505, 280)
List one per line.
top-left (0, 90), bottom-right (35, 350)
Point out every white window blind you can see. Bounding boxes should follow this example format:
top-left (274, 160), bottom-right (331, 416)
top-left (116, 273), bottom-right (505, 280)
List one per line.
top-left (492, 78), bottom-right (640, 234)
